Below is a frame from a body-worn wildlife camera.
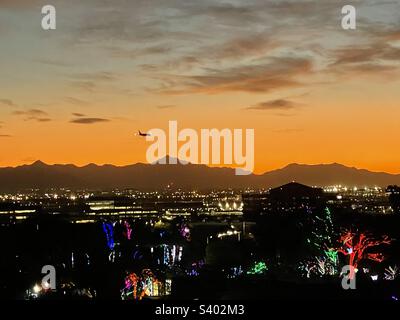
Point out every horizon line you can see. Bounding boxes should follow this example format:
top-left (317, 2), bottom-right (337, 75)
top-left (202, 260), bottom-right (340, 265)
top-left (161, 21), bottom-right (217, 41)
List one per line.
top-left (1, 158), bottom-right (399, 176)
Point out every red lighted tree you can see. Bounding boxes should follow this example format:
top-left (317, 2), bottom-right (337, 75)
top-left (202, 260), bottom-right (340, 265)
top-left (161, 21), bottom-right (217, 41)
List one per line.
top-left (337, 230), bottom-right (391, 278)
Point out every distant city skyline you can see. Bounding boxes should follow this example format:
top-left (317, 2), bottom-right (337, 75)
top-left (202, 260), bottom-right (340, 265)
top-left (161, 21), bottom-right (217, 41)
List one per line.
top-left (1, 0), bottom-right (400, 174)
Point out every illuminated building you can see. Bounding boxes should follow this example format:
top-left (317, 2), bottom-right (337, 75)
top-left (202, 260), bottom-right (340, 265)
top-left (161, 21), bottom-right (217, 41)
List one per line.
top-left (0, 202), bottom-right (39, 224)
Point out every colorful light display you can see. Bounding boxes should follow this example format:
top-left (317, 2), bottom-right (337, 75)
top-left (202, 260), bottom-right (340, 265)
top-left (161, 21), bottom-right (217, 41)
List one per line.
top-left (179, 223), bottom-right (191, 241)
top-left (336, 230), bottom-right (391, 278)
top-left (102, 222), bottom-right (115, 250)
top-left (228, 266), bottom-right (244, 278)
top-left (299, 256), bottom-right (337, 278)
top-left (123, 220), bottom-right (132, 240)
top-left (315, 257), bottom-right (336, 276)
top-left (163, 244), bottom-right (183, 266)
top-left (325, 249), bottom-right (339, 265)
top-left (384, 265), bottom-right (399, 281)
top-left (187, 260), bottom-right (205, 276)
top-left (247, 261), bottom-right (268, 275)
top-left (298, 261), bottom-right (317, 279)
top-left (307, 207), bottom-right (335, 255)
top-left (121, 269), bottom-right (165, 300)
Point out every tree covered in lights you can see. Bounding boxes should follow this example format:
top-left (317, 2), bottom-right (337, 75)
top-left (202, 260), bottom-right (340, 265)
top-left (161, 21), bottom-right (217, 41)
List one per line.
top-left (384, 265), bottom-right (399, 281)
top-left (298, 256), bottom-right (336, 278)
top-left (307, 207), bottom-right (334, 252)
top-left (247, 261), bottom-right (268, 275)
top-left (102, 222), bottom-right (115, 250)
top-left (306, 206), bottom-right (339, 267)
top-left (121, 269), bottom-right (162, 300)
top-left (336, 230), bottom-right (391, 278)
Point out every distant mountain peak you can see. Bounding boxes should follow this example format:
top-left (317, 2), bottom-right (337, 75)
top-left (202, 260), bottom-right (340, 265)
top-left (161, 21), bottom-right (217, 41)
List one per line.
top-left (31, 160), bottom-right (48, 167)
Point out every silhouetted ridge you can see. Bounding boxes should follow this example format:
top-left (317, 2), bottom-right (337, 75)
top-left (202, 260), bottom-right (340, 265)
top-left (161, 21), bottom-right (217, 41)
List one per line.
top-left (0, 161), bottom-right (399, 191)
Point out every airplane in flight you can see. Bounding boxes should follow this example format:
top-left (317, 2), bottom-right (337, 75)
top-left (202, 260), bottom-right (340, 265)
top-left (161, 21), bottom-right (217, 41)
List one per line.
top-left (136, 130), bottom-right (151, 137)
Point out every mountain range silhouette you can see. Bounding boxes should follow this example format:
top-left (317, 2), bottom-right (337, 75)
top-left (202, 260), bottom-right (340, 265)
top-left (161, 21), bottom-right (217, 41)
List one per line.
top-left (0, 158), bottom-right (399, 191)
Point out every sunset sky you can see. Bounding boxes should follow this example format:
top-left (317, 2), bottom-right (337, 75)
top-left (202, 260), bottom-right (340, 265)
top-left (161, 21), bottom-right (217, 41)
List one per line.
top-left (1, 0), bottom-right (400, 174)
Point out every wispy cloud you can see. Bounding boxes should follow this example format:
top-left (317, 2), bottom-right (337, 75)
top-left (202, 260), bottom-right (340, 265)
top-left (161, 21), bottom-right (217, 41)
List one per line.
top-left (157, 57), bottom-right (313, 95)
top-left (13, 109), bottom-right (47, 116)
top-left (12, 109), bottom-right (51, 122)
top-left (72, 113), bottom-right (86, 117)
top-left (211, 34), bottom-right (277, 60)
top-left (68, 72), bottom-right (117, 92)
top-left (332, 43), bottom-right (400, 65)
top-left (328, 25), bottom-right (400, 78)
top-left (0, 99), bottom-right (17, 107)
top-left (247, 99), bottom-right (298, 111)
top-left (70, 117), bottom-right (110, 124)
top-left (108, 44), bottom-right (172, 59)
top-left (36, 118), bottom-right (52, 122)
